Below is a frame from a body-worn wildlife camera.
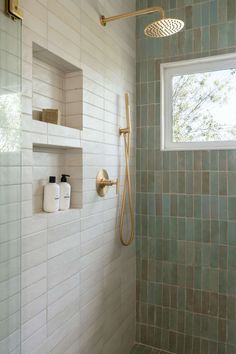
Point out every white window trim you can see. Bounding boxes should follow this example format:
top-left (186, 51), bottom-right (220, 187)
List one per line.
top-left (160, 52), bottom-right (236, 151)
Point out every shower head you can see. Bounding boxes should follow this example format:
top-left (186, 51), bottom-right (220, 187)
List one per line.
top-left (100, 6), bottom-right (185, 38)
top-left (144, 18), bottom-right (184, 38)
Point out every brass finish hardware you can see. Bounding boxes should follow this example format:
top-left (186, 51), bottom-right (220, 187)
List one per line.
top-left (6, 0), bottom-right (23, 20)
top-left (96, 169), bottom-right (119, 197)
top-left (100, 6), bottom-right (184, 38)
top-left (100, 6), bottom-right (165, 26)
top-left (119, 93), bottom-right (135, 246)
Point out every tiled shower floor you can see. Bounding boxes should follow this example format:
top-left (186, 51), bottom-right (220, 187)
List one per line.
top-left (130, 344), bottom-right (173, 354)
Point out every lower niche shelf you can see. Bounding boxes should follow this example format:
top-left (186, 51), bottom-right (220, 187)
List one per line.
top-left (33, 144), bottom-right (82, 214)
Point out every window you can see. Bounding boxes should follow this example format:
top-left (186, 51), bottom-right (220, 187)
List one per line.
top-left (161, 53), bottom-right (236, 150)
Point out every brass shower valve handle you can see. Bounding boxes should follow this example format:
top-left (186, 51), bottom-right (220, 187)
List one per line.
top-left (96, 169), bottom-right (119, 197)
top-left (99, 178), bottom-right (119, 193)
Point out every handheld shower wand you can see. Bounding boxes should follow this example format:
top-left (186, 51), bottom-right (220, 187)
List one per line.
top-left (119, 93), bottom-right (135, 246)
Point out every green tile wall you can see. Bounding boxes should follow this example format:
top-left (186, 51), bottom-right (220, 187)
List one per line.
top-left (136, 0), bottom-right (236, 353)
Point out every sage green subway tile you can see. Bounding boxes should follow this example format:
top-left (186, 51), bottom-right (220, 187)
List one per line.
top-left (194, 196), bottom-right (202, 218)
top-left (202, 172), bottom-right (209, 194)
top-left (140, 105), bottom-right (148, 126)
top-left (177, 151), bottom-right (186, 170)
top-left (141, 127), bottom-right (148, 148)
top-left (186, 171), bottom-right (193, 194)
top-left (178, 172), bottom-right (185, 193)
top-left (228, 151), bottom-right (236, 171)
top-left (219, 172), bottom-right (227, 195)
top-left (170, 151), bottom-right (178, 170)
top-left (202, 151), bottom-right (210, 170)
top-left (163, 195), bottom-right (170, 216)
top-left (156, 194), bottom-right (162, 216)
top-left (193, 172), bottom-right (202, 194)
top-left (170, 172), bottom-right (178, 193)
top-left (219, 23), bottom-right (229, 49)
top-left (201, 2), bottom-right (209, 26)
top-left (147, 104), bottom-right (155, 126)
top-left (228, 320), bottom-right (236, 345)
top-left (228, 197), bottom-right (236, 220)
top-left (147, 60), bottom-right (156, 82)
top-left (170, 217), bottom-right (178, 238)
top-left (211, 220), bottom-right (220, 243)
top-left (155, 151), bottom-right (163, 171)
top-left (202, 219), bottom-right (210, 242)
top-left (155, 172), bottom-right (162, 193)
top-left (210, 171), bottom-right (219, 195)
top-left (210, 195), bottom-right (219, 219)
top-left (210, 244), bottom-right (219, 268)
top-left (219, 270), bottom-right (228, 293)
top-left (147, 172), bottom-right (155, 192)
top-left (228, 172), bottom-right (236, 195)
top-left (210, 24), bottom-right (218, 50)
top-left (163, 151), bottom-right (170, 170)
top-left (229, 246), bottom-right (236, 269)
top-left (227, 22), bottom-right (236, 47)
top-left (219, 245), bottom-right (228, 269)
top-left (140, 61), bottom-right (148, 82)
top-left (170, 194), bottom-right (177, 216)
top-left (141, 149), bottom-right (148, 171)
top-left (141, 83), bottom-right (148, 104)
top-left (148, 149), bottom-right (155, 171)
top-left (178, 195), bottom-right (186, 217)
top-left (201, 195), bottom-right (210, 219)
top-left (185, 29), bottom-right (193, 52)
top-left (185, 195), bottom-right (193, 217)
top-left (185, 5), bottom-right (193, 29)
top-left (202, 243), bottom-right (211, 266)
top-left (141, 171), bottom-right (148, 192)
top-left (219, 196), bottom-right (228, 220)
top-left (227, 0), bottom-right (236, 21)
top-left (210, 0), bottom-right (218, 24)
top-left (185, 218), bottom-right (194, 240)
top-left (194, 243), bottom-right (202, 265)
top-left (163, 171), bottom-right (170, 193)
top-left (148, 82), bottom-right (155, 104)
top-left (202, 27), bottom-right (210, 52)
top-left (186, 151), bottom-right (193, 170)
top-left (193, 3), bottom-right (201, 27)
top-left (148, 194), bottom-right (156, 216)
top-left (220, 221), bottom-right (228, 244)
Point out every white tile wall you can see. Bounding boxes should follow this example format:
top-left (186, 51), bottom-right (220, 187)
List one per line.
top-left (19, 0), bottom-right (136, 353)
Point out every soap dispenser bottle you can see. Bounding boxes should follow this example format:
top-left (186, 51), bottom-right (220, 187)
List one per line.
top-left (59, 174), bottom-right (71, 211)
top-left (43, 176), bottom-right (60, 213)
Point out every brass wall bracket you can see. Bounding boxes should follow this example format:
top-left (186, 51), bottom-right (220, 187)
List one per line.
top-left (96, 169), bottom-right (119, 197)
top-left (6, 0), bottom-right (23, 20)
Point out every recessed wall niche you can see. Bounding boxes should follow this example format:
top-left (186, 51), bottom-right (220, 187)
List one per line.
top-left (33, 145), bottom-right (82, 214)
top-left (32, 43), bottom-right (83, 130)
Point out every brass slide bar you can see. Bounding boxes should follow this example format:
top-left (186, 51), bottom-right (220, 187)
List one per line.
top-left (100, 6), bottom-right (165, 26)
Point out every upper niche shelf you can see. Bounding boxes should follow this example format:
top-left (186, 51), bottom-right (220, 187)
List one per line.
top-left (32, 43), bottom-right (83, 131)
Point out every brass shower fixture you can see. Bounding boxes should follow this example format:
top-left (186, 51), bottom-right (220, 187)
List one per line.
top-left (96, 169), bottom-right (119, 197)
top-left (6, 0), bottom-right (23, 20)
top-left (100, 6), bottom-right (184, 38)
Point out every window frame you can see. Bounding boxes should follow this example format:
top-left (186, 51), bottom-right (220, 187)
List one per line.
top-left (160, 52), bottom-right (236, 151)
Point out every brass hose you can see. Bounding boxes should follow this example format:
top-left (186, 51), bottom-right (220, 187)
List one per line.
top-left (119, 93), bottom-right (135, 246)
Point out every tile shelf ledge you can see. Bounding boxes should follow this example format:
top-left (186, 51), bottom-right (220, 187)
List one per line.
top-left (32, 119), bottom-right (81, 149)
top-left (32, 209), bottom-right (81, 227)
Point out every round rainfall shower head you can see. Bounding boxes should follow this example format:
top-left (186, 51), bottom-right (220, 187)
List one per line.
top-left (144, 18), bottom-right (184, 38)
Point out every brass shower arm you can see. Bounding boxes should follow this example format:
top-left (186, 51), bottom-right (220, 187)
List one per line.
top-left (100, 6), bottom-right (165, 26)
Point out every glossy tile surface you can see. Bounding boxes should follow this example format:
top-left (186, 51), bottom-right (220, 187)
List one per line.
top-left (136, 0), bottom-right (236, 353)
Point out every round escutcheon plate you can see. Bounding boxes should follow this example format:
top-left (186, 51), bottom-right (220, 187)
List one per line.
top-left (96, 168), bottom-right (109, 197)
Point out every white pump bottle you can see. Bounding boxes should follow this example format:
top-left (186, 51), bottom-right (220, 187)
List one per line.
top-left (43, 176), bottom-right (60, 212)
top-left (59, 174), bottom-right (71, 210)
